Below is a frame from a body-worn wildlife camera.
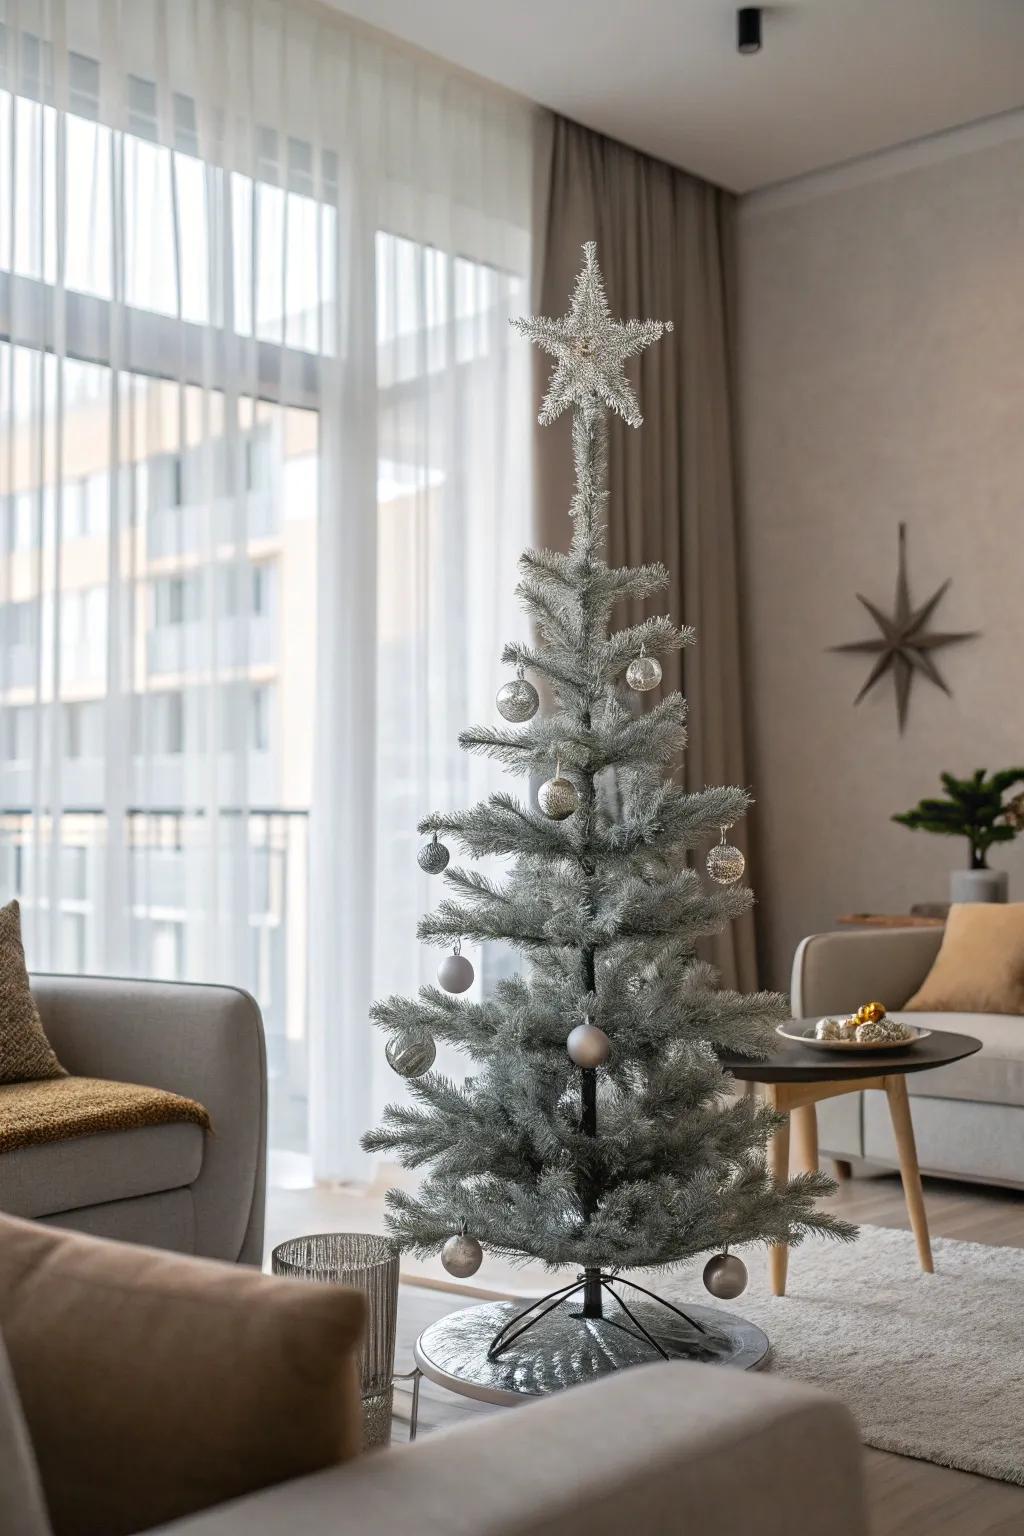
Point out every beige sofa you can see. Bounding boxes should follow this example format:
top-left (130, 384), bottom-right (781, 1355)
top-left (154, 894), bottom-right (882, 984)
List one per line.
top-left (0, 975), bottom-right (266, 1264)
top-left (793, 926), bottom-right (1024, 1188)
top-left (0, 1326), bottom-right (867, 1536)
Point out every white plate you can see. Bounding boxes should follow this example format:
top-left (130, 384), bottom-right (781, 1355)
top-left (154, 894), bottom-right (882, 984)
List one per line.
top-left (775, 1022), bottom-right (932, 1053)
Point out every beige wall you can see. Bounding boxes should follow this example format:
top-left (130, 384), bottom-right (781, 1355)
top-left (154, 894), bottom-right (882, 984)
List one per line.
top-left (736, 123), bottom-right (1024, 991)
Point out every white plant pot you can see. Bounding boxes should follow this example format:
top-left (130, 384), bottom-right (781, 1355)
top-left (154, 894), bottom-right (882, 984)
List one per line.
top-left (949, 869), bottom-right (1009, 904)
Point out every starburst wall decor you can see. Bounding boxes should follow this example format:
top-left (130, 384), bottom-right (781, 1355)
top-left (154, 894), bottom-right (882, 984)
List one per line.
top-left (830, 522), bottom-right (979, 733)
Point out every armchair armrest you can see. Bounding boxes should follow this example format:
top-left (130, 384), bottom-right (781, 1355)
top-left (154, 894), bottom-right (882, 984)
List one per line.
top-left (791, 927), bottom-right (943, 1019)
top-left (162, 1361), bottom-right (867, 1536)
top-left (29, 975), bottom-right (266, 1266)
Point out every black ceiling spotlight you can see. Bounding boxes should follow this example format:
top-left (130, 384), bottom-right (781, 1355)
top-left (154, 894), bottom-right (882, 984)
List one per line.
top-left (737, 7), bottom-right (762, 55)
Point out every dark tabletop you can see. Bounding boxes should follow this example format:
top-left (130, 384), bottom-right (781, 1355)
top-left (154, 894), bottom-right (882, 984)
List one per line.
top-left (720, 1022), bottom-right (982, 1084)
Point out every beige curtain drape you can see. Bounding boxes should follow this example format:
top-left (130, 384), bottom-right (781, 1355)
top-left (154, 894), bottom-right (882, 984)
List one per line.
top-left (534, 114), bottom-right (757, 991)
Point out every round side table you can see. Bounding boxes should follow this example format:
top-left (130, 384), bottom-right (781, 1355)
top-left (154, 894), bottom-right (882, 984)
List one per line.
top-left (720, 1025), bottom-right (981, 1296)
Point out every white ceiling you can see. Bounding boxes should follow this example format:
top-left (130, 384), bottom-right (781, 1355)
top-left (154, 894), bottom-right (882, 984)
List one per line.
top-left (329, 0), bottom-right (1024, 192)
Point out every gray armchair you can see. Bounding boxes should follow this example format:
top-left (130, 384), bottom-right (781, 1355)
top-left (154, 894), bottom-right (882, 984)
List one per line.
top-left (0, 976), bottom-right (266, 1265)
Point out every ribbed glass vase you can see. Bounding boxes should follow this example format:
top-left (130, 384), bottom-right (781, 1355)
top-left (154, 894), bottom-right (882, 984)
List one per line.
top-left (272, 1231), bottom-right (400, 1448)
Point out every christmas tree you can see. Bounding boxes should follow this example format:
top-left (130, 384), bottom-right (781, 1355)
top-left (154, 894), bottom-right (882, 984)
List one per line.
top-left (364, 244), bottom-right (852, 1332)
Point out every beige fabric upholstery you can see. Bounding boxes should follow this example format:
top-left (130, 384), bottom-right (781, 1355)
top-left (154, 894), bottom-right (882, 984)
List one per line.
top-left (14, 975), bottom-right (267, 1264)
top-left (885, 1012), bottom-right (1024, 1108)
top-left (791, 927), bottom-right (943, 1018)
top-left (0, 1214), bottom-right (365, 1536)
top-left (39, 1188), bottom-right (198, 1250)
top-left (163, 1362), bottom-right (867, 1536)
top-left (905, 902), bottom-right (1024, 1014)
top-left (0, 1122), bottom-right (203, 1219)
top-left (0, 1331), bottom-right (49, 1536)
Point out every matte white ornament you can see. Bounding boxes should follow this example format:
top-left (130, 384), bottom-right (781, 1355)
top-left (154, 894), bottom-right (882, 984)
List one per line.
top-left (706, 826), bottom-right (745, 885)
top-left (437, 941), bottom-right (474, 995)
top-left (538, 758), bottom-right (579, 820)
top-left (626, 645), bottom-right (662, 693)
top-left (417, 831), bottom-right (450, 875)
top-left (566, 1020), bottom-right (611, 1068)
top-left (441, 1229), bottom-right (483, 1278)
top-left (385, 1032), bottom-right (437, 1078)
top-left (496, 665), bottom-right (540, 724)
top-left (702, 1252), bottom-right (748, 1300)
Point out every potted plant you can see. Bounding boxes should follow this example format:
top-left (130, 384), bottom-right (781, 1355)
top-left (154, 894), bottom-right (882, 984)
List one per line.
top-left (893, 768), bottom-right (1024, 903)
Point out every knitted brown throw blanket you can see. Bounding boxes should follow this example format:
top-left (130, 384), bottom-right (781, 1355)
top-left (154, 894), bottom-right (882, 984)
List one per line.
top-left (0, 1076), bottom-right (211, 1153)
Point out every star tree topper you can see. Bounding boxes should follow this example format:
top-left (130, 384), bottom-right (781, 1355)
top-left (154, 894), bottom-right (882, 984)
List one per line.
top-left (511, 241), bottom-right (672, 428)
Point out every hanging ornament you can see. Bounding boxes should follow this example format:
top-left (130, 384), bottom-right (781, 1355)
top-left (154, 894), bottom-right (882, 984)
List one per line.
top-left (538, 758), bottom-right (579, 820)
top-left (417, 831), bottom-right (450, 876)
top-left (566, 1019), bottom-right (611, 1068)
top-left (496, 664), bottom-right (540, 724)
top-left (702, 1251), bottom-right (748, 1300)
top-left (626, 644), bottom-right (662, 693)
top-left (441, 1225), bottom-right (483, 1278)
top-left (706, 826), bottom-right (745, 885)
top-left (437, 940), bottom-right (474, 995)
top-left (385, 1031), bottom-right (437, 1079)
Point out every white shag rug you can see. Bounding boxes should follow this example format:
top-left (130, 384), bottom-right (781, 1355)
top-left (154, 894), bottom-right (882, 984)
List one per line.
top-left (663, 1224), bottom-right (1024, 1485)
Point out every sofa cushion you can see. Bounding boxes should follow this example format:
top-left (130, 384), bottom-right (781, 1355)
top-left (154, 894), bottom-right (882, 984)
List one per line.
top-left (0, 901), bottom-right (65, 1084)
top-left (0, 1121), bottom-right (204, 1219)
top-left (0, 1330), bottom-right (49, 1536)
top-left (0, 1214), bottom-right (366, 1536)
top-left (889, 1011), bottom-right (1024, 1109)
top-left (904, 902), bottom-right (1024, 1015)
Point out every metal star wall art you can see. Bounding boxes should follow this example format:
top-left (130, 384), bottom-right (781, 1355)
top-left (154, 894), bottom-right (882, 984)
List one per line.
top-left (829, 522), bottom-right (979, 733)
top-left (511, 241), bottom-right (672, 428)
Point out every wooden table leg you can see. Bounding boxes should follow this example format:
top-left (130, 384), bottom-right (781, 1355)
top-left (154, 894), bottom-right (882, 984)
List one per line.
top-left (884, 1074), bottom-right (934, 1274)
top-left (767, 1085), bottom-right (791, 1296)
top-left (791, 1104), bottom-right (819, 1175)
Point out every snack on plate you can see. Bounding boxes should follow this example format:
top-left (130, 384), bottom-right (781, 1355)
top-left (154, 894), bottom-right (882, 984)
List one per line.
top-left (855, 1018), bottom-right (914, 1045)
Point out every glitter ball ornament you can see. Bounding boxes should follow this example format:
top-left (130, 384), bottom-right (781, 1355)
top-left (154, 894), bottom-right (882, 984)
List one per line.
top-left (496, 665), bottom-right (539, 724)
top-left (856, 1018), bottom-right (913, 1046)
top-left (855, 1000), bottom-right (887, 1025)
top-left (538, 759), bottom-right (579, 820)
top-left (626, 646), bottom-right (662, 693)
top-left (437, 941), bottom-right (474, 994)
top-left (417, 831), bottom-right (450, 875)
top-left (703, 1252), bottom-right (748, 1300)
top-left (385, 1031), bottom-right (437, 1079)
top-left (441, 1229), bottom-right (483, 1278)
top-left (815, 1018), bottom-right (845, 1042)
top-left (566, 1020), bottom-right (611, 1068)
top-left (706, 826), bottom-right (745, 885)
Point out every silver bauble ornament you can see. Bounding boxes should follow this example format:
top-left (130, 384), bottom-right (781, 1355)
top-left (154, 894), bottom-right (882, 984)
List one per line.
top-left (626, 647), bottom-right (662, 693)
top-left (437, 942), bottom-right (474, 994)
top-left (702, 1252), bottom-right (748, 1300)
top-left (566, 1021), bottom-right (611, 1068)
top-left (706, 826), bottom-right (745, 885)
top-left (496, 666), bottom-right (539, 724)
top-left (441, 1230), bottom-right (483, 1278)
top-left (538, 759), bottom-right (579, 820)
top-left (385, 1031), bottom-right (437, 1078)
top-left (417, 831), bottom-right (450, 875)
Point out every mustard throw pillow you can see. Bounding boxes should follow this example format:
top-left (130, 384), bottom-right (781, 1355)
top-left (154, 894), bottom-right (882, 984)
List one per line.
top-left (0, 900), bottom-right (65, 1083)
top-left (0, 1214), bottom-right (367, 1536)
top-left (904, 902), bottom-right (1024, 1014)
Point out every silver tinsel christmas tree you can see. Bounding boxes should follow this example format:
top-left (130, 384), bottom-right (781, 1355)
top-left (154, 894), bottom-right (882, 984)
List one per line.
top-left (364, 244), bottom-right (853, 1309)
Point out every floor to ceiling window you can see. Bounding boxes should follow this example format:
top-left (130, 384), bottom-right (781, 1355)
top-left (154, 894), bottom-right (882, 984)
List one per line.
top-left (1, 1), bottom-right (535, 1178)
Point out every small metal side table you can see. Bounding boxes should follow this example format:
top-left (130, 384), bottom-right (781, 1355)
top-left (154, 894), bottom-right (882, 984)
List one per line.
top-left (272, 1232), bottom-right (400, 1448)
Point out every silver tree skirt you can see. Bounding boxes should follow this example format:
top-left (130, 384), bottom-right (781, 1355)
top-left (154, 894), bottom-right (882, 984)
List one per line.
top-left (414, 1295), bottom-right (769, 1406)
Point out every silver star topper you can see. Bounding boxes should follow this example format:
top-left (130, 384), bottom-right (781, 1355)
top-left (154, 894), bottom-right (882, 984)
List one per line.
top-left (511, 242), bottom-right (672, 428)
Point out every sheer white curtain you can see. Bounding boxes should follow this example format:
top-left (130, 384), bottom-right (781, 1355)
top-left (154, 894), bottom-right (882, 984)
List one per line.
top-left (0, 0), bottom-right (535, 1178)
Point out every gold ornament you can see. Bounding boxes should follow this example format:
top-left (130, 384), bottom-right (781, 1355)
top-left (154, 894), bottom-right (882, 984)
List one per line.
top-left (855, 1001), bottom-right (886, 1024)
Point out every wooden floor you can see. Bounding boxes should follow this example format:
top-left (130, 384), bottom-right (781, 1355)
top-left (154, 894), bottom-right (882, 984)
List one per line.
top-left (387, 1170), bottom-right (1024, 1536)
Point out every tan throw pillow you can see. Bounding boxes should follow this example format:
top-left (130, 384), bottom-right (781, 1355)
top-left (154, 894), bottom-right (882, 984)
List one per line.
top-left (0, 901), bottom-right (65, 1083)
top-left (0, 1214), bottom-right (366, 1536)
top-left (904, 902), bottom-right (1024, 1014)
